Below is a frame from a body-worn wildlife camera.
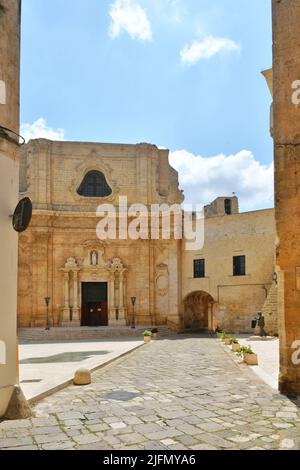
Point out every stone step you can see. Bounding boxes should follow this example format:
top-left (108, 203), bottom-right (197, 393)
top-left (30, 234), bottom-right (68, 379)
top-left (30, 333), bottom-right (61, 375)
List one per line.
top-left (18, 326), bottom-right (176, 343)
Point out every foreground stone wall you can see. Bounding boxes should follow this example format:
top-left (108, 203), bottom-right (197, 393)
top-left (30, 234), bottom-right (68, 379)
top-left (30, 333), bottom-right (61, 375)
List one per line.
top-left (272, 0), bottom-right (300, 394)
top-left (0, 0), bottom-right (21, 418)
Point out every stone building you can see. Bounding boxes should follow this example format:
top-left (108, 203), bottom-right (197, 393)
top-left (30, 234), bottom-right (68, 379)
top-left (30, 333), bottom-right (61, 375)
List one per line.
top-left (271, 0), bottom-right (300, 394)
top-left (18, 141), bottom-right (277, 335)
top-left (182, 198), bottom-right (277, 334)
top-left (0, 0), bottom-right (24, 418)
top-left (18, 140), bottom-right (184, 329)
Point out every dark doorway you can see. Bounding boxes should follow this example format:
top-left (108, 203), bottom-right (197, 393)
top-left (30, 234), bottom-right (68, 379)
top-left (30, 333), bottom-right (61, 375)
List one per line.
top-left (81, 283), bottom-right (108, 327)
top-left (183, 291), bottom-right (214, 332)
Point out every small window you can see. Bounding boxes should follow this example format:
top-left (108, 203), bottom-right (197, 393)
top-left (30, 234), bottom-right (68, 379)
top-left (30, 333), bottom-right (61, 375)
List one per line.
top-left (78, 171), bottom-right (112, 198)
top-left (233, 255), bottom-right (246, 276)
top-left (194, 259), bottom-right (205, 279)
top-left (224, 199), bottom-right (232, 215)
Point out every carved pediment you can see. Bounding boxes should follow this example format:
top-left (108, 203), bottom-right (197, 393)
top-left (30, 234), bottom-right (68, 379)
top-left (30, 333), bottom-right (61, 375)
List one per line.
top-left (64, 257), bottom-right (78, 269)
top-left (109, 257), bottom-right (128, 273)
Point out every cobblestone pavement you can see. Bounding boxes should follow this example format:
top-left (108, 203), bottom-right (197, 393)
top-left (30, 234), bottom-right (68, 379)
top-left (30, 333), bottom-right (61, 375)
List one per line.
top-left (1, 336), bottom-right (300, 451)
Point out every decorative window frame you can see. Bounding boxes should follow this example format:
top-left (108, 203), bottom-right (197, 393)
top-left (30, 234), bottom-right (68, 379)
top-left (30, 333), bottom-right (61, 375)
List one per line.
top-left (70, 155), bottom-right (119, 203)
top-left (155, 263), bottom-right (169, 297)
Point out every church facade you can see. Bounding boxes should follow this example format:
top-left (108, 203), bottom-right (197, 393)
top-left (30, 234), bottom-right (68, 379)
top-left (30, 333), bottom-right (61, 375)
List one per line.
top-left (18, 140), bottom-right (184, 330)
top-left (18, 138), bottom-right (277, 334)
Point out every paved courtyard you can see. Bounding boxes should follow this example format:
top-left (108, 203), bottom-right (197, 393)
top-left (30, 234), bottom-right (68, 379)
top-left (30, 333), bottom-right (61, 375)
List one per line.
top-left (19, 339), bottom-right (143, 401)
top-left (1, 336), bottom-right (300, 451)
top-left (236, 336), bottom-right (279, 390)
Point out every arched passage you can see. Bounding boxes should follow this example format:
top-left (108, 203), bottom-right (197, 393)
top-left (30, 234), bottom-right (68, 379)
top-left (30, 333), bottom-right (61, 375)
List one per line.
top-left (183, 291), bottom-right (214, 332)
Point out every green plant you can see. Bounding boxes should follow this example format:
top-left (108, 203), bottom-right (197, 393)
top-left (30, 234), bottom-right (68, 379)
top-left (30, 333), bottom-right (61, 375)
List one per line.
top-left (220, 331), bottom-right (228, 340)
top-left (142, 330), bottom-right (152, 337)
top-left (230, 338), bottom-right (239, 345)
top-left (236, 345), bottom-right (253, 357)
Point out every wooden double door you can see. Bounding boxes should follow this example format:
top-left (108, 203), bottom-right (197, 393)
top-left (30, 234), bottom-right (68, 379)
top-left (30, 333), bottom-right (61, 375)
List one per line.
top-left (81, 282), bottom-right (108, 327)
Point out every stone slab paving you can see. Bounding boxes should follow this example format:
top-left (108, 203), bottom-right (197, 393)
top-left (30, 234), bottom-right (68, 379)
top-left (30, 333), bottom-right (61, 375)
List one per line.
top-left (1, 336), bottom-right (300, 451)
top-left (236, 336), bottom-right (279, 391)
top-left (19, 339), bottom-right (143, 401)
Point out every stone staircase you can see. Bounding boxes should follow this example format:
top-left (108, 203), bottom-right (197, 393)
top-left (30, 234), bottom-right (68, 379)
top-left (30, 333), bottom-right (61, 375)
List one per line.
top-left (18, 326), bottom-right (176, 343)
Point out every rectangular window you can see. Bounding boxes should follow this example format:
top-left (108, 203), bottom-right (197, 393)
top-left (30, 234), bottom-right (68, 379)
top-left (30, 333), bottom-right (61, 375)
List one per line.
top-left (233, 255), bottom-right (246, 276)
top-left (194, 259), bottom-right (205, 278)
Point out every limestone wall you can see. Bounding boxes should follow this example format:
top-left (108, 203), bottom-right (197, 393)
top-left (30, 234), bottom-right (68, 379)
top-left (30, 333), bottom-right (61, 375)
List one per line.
top-left (20, 140), bottom-right (184, 210)
top-left (0, 0), bottom-right (21, 418)
top-left (262, 282), bottom-right (278, 336)
top-left (18, 217), bottom-right (182, 329)
top-left (18, 141), bottom-right (183, 328)
top-left (272, 0), bottom-right (300, 393)
top-left (182, 208), bottom-right (276, 333)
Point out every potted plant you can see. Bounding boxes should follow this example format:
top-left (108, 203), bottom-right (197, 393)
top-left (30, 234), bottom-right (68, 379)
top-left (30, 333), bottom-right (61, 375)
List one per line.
top-left (236, 346), bottom-right (258, 366)
top-left (151, 328), bottom-right (158, 339)
top-left (230, 338), bottom-right (240, 352)
top-left (223, 333), bottom-right (231, 345)
top-left (216, 329), bottom-right (224, 340)
top-left (219, 331), bottom-right (228, 342)
top-left (143, 330), bottom-right (152, 343)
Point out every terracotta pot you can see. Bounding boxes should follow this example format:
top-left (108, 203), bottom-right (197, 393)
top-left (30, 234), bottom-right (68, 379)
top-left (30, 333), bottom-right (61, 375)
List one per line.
top-left (152, 333), bottom-right (158, 339)
top-left (224, 338), bottom-right (231, 345)
top-left (231, 343), bottom-right (240, 352)
top-left (244, 353), bottom-right (258, 366)
top-left (144, 336), bottom-right (152, 343)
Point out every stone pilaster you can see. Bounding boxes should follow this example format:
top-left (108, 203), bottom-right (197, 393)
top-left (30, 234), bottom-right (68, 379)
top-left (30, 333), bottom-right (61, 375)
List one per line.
top-left (72, 269), bottom-right (80, 326)
top-left (62, 271), bottom-right (71, 325)
top-left (118, 271), bottom-right (126, 326)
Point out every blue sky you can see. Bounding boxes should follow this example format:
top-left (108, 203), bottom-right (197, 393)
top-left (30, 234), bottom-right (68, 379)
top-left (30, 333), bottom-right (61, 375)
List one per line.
top-left (20, 0), bottom-right (274, 211)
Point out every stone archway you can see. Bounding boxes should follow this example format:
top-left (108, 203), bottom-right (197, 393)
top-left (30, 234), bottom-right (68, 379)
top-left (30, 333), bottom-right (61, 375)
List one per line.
top-left (183, 291), bottom-right (214, 332)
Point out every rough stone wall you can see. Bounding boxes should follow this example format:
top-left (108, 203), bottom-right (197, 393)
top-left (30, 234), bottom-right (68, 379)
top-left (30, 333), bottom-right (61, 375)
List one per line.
top-left (262, 282), bottom-right (278, 336)
top-left (0, 0), bottom-right (20, 132)
top-left (182, 208), bottom-right (276, 333)
top-left (272, 0), bottom-right (300, 394)
top-left (20, 140), bottom-right (183, 210)
top-left (0, 0), bottom-right (21, 418)
top-left (204, 196), bottom-right (239, 218)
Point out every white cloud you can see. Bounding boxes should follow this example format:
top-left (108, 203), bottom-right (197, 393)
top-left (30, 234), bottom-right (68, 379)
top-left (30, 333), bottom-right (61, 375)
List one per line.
top-left (169, 149), bottom-right (274, 212)
top-left (109, 0), bottom-right (152, 41)
top-left (180, 35), bottom-right (240, 65)
top-left (21, 118), bottom-right (65, 143)
top-left (147, 0), bottom-right (187, 25)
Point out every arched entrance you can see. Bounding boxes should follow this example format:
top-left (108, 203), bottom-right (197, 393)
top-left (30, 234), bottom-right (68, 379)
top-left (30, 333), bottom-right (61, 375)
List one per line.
top-left (183, 291), bottom-right (214, 332)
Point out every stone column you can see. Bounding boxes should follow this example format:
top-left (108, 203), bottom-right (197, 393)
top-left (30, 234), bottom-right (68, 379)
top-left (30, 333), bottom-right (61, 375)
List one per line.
top-left (109, 272), bottom-right (116, 324)
top-left (119, 272), bottom-right (124, 310)
top-left (118, 271), bottom-right (127, 326)
top-left (72, 270), bottom-right (80, 326)
top-left (62, 271), bottom-right (71, 325)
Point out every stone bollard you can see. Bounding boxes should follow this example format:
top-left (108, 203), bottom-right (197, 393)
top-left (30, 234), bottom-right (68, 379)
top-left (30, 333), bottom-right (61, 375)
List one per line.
top-left (73, 368), bottom-right (91, 386)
